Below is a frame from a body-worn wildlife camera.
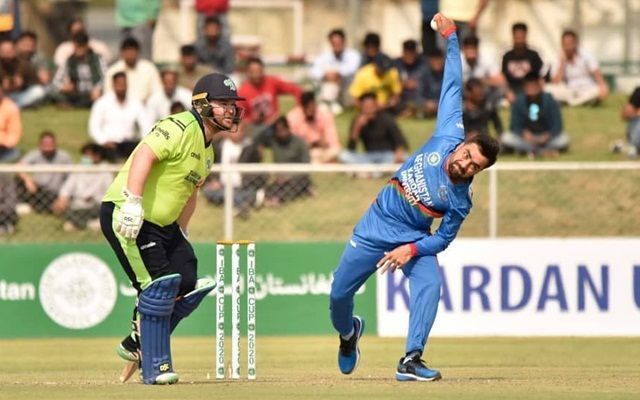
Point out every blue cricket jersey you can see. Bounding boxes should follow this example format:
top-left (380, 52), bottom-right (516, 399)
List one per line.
top-left (354, 33), bottom-right (472, 256)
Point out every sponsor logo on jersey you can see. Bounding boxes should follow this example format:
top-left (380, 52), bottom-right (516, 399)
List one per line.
top-left (185, 170), bottom-right (202, 185)
top-left (427, 152), bottom-right (441, 166)
top-left (190, 152), bottom-right (201, 160)
top-left (153, 126), bottom-right (170, 140)
top-left (438, 185), bottom-right (448, 202)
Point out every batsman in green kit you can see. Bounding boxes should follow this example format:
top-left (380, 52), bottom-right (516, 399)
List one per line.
top-left (100, 73), bottom-right (245, 385)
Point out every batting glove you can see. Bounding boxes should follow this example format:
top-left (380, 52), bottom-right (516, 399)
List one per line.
top-left (116, 188), bottom-right (144, 240)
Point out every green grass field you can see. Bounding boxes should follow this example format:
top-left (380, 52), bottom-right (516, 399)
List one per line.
top-left (1, 336), bottom-right (639, 399)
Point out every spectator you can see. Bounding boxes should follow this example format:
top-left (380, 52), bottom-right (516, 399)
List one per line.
top-left (0, 38), bottom-right (47, 108)
top-left (51, 32), bottom-right (107, 108)
top-left (17, 131), bottom-right (72, 213)
top-left (349, 53), bottom-right (402, 110)
top-left (340, 92), bottom-right (408, 166)
top-left (420, 0), bottom-right (439, 55)
top-left (395, 39), bottom-right (425, 117)
top-left (0, 0), bottom-right (20, 41)
top-left (264, 116), bottom-right (313, 206)
top-left (195, 0), bottom-right (230, 39)
top-left (195, 15), bottom-right (235, 75)
top-left (178, 44), bottom-right (214, 90)
top-left (501, 73), bottom-right (570, 158)
top-left (286, 91), bottom-right (341, 163)
top-left (0, 172), bottom-right (17, 234)
top-left (115, 0), bottom-right (161, 61)
top-left (237, 57), bottom-right (302, 129)
top-left (614, 86), bottom-right (640, 158)
top-left (89, 72), bottom-right (152, 161)
top-left (546, 30), bottom-right (608, 107)
top-left (502, 22), bottom-right (544, 104)
top-left (463, 78), bottom-right (503, 138)
top-left (52, 143), bottom-right (112, 231)
top-left (104, 37), bottom-right (162, 103)
top-left (439, 0), bottom-right (489, 41)
top-left (170, 100), bottom-right (187, 114)
top-left (461, 34), bottom-right (505, 105)
top-left (360, 32), bottom-right (385, 67)
top-left (16, 30), bottom-right (51, 85)
top-left (53, 18), bottom-right (112, 67)
top-left (145, 70), bottom-right (192, 121)
top-left (310, 28), bottom-right (361, 114)
top-left (0, 85), bottom-right (21, 162)
top-left (417, 48), bottom-right (445, 118)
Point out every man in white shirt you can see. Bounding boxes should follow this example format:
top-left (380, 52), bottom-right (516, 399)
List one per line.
top-left (104, 37), bottom-right (162, 102)
top-left (461, 35), bottom-right (505, 105)
top-left (310, 29), bottom-right (361, 113)
top-left (53, 18), bottom-right (113, 68)
top-left (546, 30), bottom-right (608, 106)
top-left (89, 72), bottom-right (152, 160)
top-left (145, 70), bottom-right (192, 121)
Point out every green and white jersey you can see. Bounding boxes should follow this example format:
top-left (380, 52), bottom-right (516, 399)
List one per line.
top-left (103, 111), bottom-right (214, 227)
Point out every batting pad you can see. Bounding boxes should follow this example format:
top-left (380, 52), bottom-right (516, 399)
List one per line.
top-left (170, 278), bottom-right (216, 332)
top-left (138, 273), bottom-right (181, 384)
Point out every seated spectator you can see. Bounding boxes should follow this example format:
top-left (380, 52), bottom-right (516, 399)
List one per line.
top-left (461, 34), bottom-right (505, 105)
top-left (614, 86), bottom-right (640, 158)
top-left (16, 30), bottom-right (51, 85)
top-left (349, 54), bottom-right (402, 110)
top-left (310, 28), bottom-right (361, 114)
top-left (89, 72), bottom-right (152, 160)
top-left (265, 116), bottom-right (313, 206)
top-left (178, 44), bottom-right (214, 90)
top-left (501, 74), bottom-right (570, 158)
top-left (360, 32), bottom-right (386, 67)
top-left (0, 172), bottom-right (17, 234)
top-left (394, 39), bottom-right (425, 117)
top-left (195, 15), bottom-right (235, 74)
top-left (501, 22), bottom-right (544, 104)
top-left (104, 37), bottom-right (162, 103)
top-left (195, 0), bottom-right (231, 39)
top-left (51, 32), bottom-right (107, 108)
top-left (146, 70), bottom-right (192, 121)
top-left (546, 30), bottom-right (608, 107)
top-left (0, 85), bottom-right (21, 163)
top-left (286, 91), bottom-right (341, 163)
top-left (238, 57), bottom-right (302, 133)
top-left (52, 143), bottom-right (112, 231)
top-left (463, 78), bottom-right (503, 138)
top-left (340, 92), bottom-right (407, 166)
top-left (17, 131), bottom-right (72, 214)
top-left (417, 48), bottom-right (445, 118)
top-left (0, 38), bottom-right (47, 108)
top-left (53, 18), bottom-right (112, 68)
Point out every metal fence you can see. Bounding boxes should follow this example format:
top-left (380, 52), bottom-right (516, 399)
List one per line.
top-left (0, 162), bottom-right (638, 243)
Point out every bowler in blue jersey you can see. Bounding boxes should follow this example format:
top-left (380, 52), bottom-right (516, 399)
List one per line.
top-left (329, 13), bottom-right (500, 382)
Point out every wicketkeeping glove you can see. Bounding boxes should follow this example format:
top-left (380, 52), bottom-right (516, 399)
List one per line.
top-left (116, 188), bottom-right (144, 240)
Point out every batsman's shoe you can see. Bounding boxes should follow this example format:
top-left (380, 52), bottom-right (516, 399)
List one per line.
top-left (337, 316), bottom-right (365, 374)
top-left (154, 372), bottom-right (179, 385)
top-left (395, 352), bottom-right (442, 382)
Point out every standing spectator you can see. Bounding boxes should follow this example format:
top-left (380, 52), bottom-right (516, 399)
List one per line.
top-left (420, 0), bottom-right (439, 54)
top-left (501, 22), bottom-right (544, 103)
top-left (395, 39), bottom-right (425, 116)
top-left (16, 30), bottom-right (51, 85)
top-left (52, 32), bottom-right (107, 108)
top-left (461, 34), bottom-right (505, 105)
top-left (145, 70), bottom-right (192, 121)
top-left (0, 85), bottom-right (21, 162)
top-left (501, 74), bottom-right (570, 158)
top-left (0, 0), bottom-right (20, 41)
top-left (52, 143), bottom-right (113, 231)
top-left (614, 86), bottom-right (640, 158)
top-left (417, 48), bottom-right (445, 118)
top-left (17, 131), bottom-right (72, 213)
top-left (195, 0), bottom-right (230, 39)
top-left (310, 28), bottom-right (361, 114)
top-left (439, 0), bottom-right (489, 41)
top-left (115, 0), bottom-right (161, 61)
top-left (237, 57), bottom-right (302, 129)
top-left (53, 18), bottom-right (112, 68)
top-left (178, 44), bottom-right (214, 90)
top-left (89, 72), bottom-right (152, 160)
top-left (546, 30), bottom-right (608, 106)
top-left (265, 116), bottom-right (313, 206)
top-left (463, 78), bottom-right (503, 138)
top-left (287, 91), bottom-right (341, 163)
top-left (340, 92), bottom-right (408, 165)
top-left (104, 37), bottom-right (162, 103)
top-left (360, 32), bottom-right (385, 67)
top-left (0, 38), bottom-right (47, 108)
top-left (349, 53), bottom-right (402, 110)
top-left (194, 15), bottom-right (235, 74)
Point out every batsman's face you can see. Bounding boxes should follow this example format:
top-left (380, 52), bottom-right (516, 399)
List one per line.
top-left (210, 99), bottom-right (239, 129)
top-left (447, 143), bottom-right (488, 180)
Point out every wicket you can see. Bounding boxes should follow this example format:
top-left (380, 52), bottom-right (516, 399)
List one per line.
top-left (215, 240), bottom-right (257, 380)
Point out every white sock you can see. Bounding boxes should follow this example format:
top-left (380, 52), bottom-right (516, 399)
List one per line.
top-left (340, 327), bottom-right (355, 341)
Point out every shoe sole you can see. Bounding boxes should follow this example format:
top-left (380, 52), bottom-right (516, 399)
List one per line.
top-left (339, 316), bottom-right (365, 375)
top-left (395, 372), bottom-right (442, 382)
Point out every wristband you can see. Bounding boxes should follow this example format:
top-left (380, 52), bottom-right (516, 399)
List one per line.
top-left (408, 243), bottom-right (418, 257)
top-left (441, 26), bottom-right (456, 39)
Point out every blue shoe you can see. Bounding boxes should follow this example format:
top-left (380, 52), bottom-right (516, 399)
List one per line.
top-left (395, 351), bottom-right (442, 381)
top-left (337, 316), bottom-right (365, 374)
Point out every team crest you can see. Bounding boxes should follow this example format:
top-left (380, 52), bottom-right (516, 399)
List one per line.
top-left (223, 78), bottom-right (237, 91)
top-left (427, 152), bottom-right (441, 166)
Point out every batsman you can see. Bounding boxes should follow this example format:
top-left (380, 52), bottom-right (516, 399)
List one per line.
top-left (100, 73), bottom-right (245, 384)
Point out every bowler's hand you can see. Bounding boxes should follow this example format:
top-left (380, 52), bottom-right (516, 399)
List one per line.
top-left (116, 188), bottom-right (144, 240)
top-left (377, 244), bottom-right (414, 274)
top-left (431, 13), bottom-right (456, 36)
